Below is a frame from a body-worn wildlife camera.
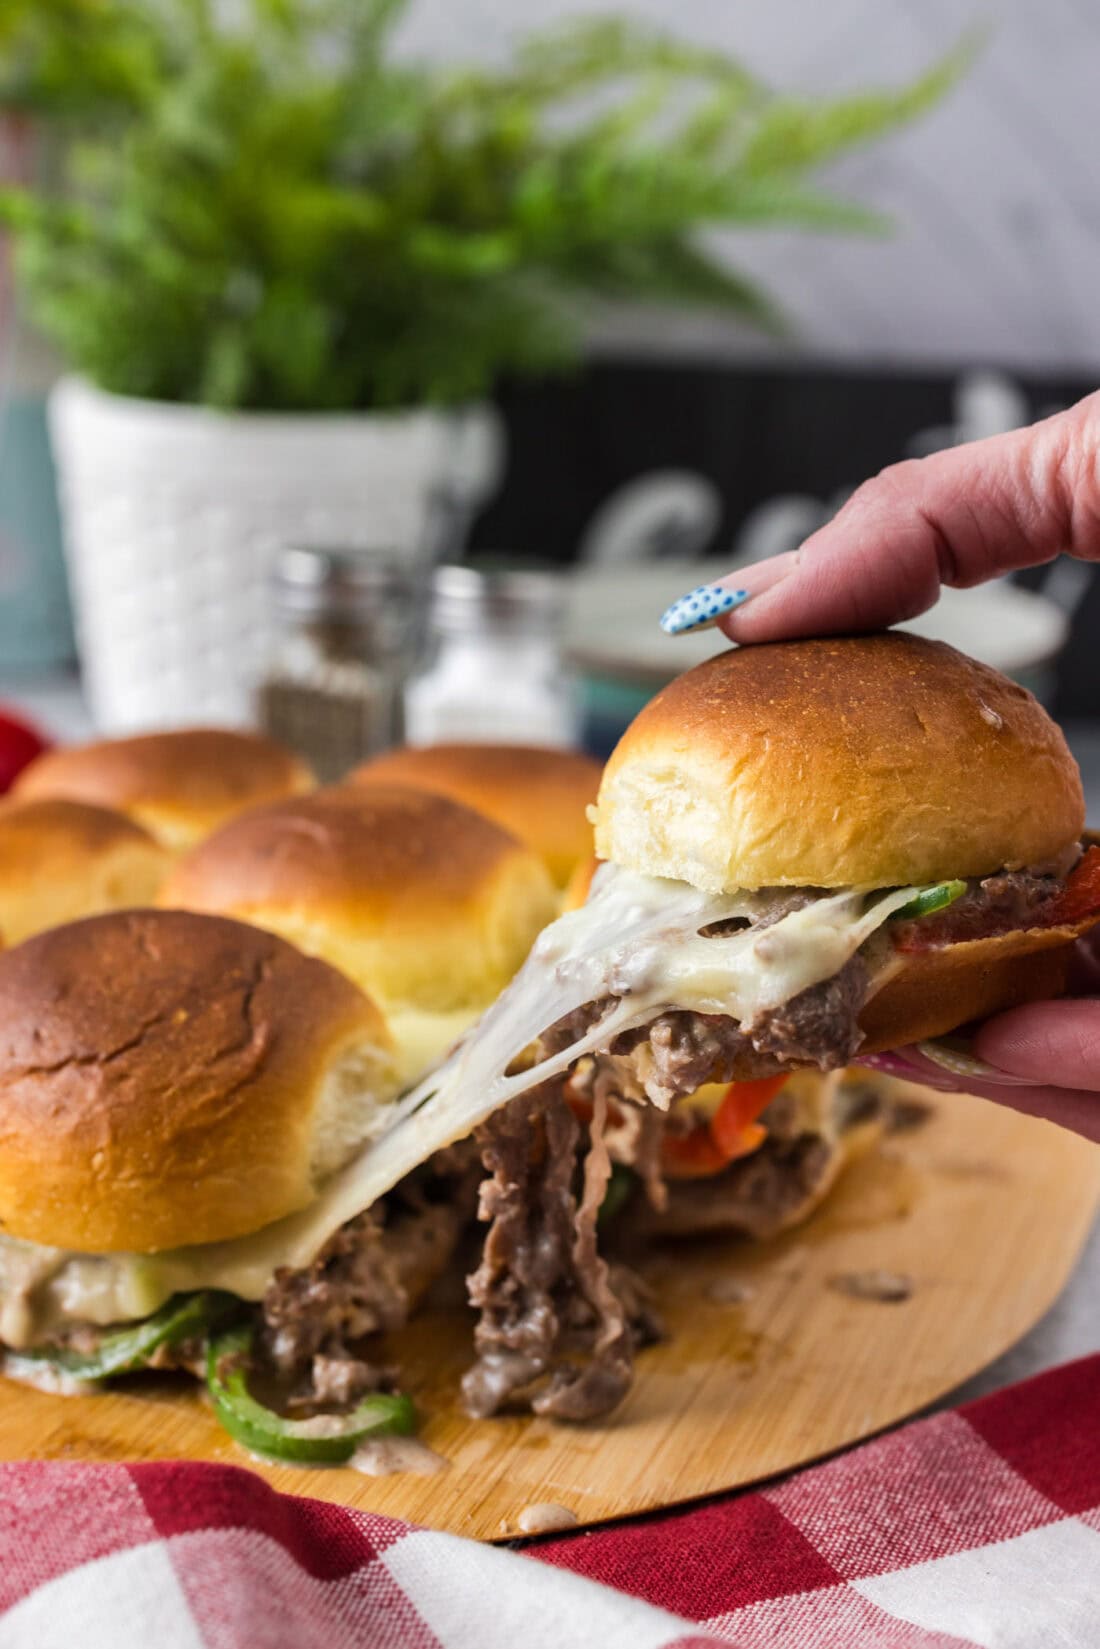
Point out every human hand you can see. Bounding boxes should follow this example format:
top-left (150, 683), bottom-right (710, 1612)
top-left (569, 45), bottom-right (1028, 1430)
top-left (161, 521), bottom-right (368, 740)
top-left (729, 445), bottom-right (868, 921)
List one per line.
top-left (657, 391), bottom-right (1100, 1141)
top-left (893, 1015), bottom-right (1100, 1149)
top-left (658, 389), bottom-right (1100, 640)
top-left (881, 930), bottom-right (1097, 1143)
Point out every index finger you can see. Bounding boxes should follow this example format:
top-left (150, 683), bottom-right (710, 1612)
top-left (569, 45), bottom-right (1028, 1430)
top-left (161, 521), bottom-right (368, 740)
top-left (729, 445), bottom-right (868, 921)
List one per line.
top-left (718, 391), bottom-right (1100, 644)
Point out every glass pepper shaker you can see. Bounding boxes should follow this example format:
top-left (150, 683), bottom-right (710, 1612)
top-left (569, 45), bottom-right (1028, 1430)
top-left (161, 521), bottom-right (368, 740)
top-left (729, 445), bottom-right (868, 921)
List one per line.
top-left (258, 546), bottom-right (424, 783)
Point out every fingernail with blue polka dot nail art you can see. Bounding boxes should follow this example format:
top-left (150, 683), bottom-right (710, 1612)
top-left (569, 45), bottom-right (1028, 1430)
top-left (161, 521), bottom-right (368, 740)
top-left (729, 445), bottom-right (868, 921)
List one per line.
top-left (659, 584), bottom-right (750, 636)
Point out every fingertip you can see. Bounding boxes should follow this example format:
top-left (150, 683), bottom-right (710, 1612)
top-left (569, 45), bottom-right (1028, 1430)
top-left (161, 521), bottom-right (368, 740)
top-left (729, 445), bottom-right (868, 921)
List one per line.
top-left (900, 1052), bottom-right (1100, 1143)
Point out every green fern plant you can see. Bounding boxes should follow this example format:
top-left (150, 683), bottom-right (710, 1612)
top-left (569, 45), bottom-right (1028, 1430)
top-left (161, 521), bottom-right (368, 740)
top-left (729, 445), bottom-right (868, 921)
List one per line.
top-left (0, 2), bottom-right (967, 410)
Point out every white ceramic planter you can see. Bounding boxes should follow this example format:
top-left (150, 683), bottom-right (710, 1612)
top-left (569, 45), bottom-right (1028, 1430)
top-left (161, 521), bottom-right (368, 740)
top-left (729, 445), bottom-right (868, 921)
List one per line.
top-left (48, 377), bottom-right (502, 731)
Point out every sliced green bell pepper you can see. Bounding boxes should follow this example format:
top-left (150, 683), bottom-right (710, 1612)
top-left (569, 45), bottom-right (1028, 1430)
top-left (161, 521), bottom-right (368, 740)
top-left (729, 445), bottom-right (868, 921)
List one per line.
top-left (890, 880), bottom-right (967, 922)
top-left (6, 1291), bottom-right (240, 1384)
top-left (206, 1325), bottom-right (416, 1464)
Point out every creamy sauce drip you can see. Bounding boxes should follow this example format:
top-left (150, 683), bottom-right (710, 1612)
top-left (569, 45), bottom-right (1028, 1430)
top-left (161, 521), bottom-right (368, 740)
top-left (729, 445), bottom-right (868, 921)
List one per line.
top-left (350, 1437), bottom-right (448, 1477)
top-left (516, 1502), bottom-right (578, 1535)
top-left (0, 1356), bottom-right (98, 1397)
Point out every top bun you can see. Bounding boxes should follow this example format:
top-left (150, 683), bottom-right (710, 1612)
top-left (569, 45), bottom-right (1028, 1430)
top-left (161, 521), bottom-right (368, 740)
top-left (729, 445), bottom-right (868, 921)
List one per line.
top-left (0, 910), bottom-right (394, 1253)
top-left (13, 728), bottom-right (313, 852)
top-left (159, 785), bottom-right (557, 1078)
top-left (350, 743), bottom-right (602, 888)
top-left (0, 798), bottom-right (170, 944)
top-left (594, 634), bottom-right (1084, 892)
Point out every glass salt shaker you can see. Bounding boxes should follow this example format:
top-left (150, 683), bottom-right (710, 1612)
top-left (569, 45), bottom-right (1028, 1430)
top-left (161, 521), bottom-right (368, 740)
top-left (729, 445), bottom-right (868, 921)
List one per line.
top-left (257, 546), bottom-right (424, 783)
top-left (405, 565), bottom-right (578, 746)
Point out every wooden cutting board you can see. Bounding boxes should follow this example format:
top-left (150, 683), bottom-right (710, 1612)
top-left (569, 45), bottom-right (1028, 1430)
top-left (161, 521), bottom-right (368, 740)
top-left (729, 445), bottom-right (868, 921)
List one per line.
top-left (0, 1085), bottom-right (1096, 1541)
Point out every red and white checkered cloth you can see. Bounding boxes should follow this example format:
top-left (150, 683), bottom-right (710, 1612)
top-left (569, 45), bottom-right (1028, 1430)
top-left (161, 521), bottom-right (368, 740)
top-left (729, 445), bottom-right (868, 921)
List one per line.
top-left (0, 1355), bottom-right (1097, 1648)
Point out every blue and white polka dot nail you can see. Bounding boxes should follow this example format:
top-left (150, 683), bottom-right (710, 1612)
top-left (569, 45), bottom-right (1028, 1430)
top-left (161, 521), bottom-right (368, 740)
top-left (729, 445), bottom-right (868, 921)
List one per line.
top-left (659, 584), bottom-right (750, 636)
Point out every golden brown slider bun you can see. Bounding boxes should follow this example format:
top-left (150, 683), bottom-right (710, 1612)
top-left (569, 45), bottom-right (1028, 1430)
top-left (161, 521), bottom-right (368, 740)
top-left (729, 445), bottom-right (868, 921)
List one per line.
top-left (595, 633), bottom-right (1084, 892)
top-left (13, 728), bottom-right (313, 853)
top-left (0, 910), bottom-right (395, 1254)
top-left (858, 917), bottom-right (1084, 1055)
top-left (159, 785), bottom-right (558, 1079)
top-left (593, 632), bottom-right (1093, 1067)
top-left (0, 798), bottom-right (170, 944)
top-left (350, 742), bottom-right (602, 888)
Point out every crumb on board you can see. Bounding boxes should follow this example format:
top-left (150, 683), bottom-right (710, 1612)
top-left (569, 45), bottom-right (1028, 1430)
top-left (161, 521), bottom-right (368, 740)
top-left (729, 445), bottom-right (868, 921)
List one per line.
top-left (705, 1277), bottom-right (756, 1305)
top-left (828, 1269), bottom-right (914, 1303)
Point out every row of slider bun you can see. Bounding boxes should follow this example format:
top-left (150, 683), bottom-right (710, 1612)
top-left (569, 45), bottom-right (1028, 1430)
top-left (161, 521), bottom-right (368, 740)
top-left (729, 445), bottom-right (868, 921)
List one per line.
top-left (0, 725), bottom-right (875, 1263)
top-left (0, 731), bottom-right (602, 1362)
top-left (0, 729), bottom-right (602, 1082)
top-left (0, 728), bottom-right (312, 945)
top-left (0, 722), bottom-right (884, 1261)
top-left (11, 729), bottom-right (601, 885)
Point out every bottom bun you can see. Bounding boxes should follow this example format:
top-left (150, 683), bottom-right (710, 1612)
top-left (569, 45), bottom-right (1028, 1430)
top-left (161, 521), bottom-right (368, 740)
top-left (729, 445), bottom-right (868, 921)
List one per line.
top-left (637, 1069), bottom-right (888, 1241)
top-left (857, 918), bottom-right (1089, 1055)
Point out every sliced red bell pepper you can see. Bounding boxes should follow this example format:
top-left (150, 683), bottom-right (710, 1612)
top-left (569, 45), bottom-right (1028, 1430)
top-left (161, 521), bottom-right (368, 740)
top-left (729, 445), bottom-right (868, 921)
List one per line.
top-left (661, 1129), bottom-right (731, 1178)
top-left (662, 1074), bottom-right (787, 1179)
top-left (710, 1073), bottom-right (787, 1157)
top-left (1048, 845), bottom-right (1100, 926)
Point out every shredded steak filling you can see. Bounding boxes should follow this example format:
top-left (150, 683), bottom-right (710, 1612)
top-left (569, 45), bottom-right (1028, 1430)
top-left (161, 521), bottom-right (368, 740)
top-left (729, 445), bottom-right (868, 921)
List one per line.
top-left (600, 958), bottom-right (869, 1109)
top-left (652, 1132), bottom-right (836, 1241)
top-left (261, 1209), bottom-right (408, 1403)
top-left (260, 1147), bottom-right (480, 1406)
top-left (751, 954), bottom-right (869, 1068)
top-left (607, 1080), bottom-right (888, 1242)
top-left (893, 868), bottom-right (1062, 947)
top-left (463, 1084), bottom-right (660, 1421)
top-left (544, 864), bottom-right (1071, 1105)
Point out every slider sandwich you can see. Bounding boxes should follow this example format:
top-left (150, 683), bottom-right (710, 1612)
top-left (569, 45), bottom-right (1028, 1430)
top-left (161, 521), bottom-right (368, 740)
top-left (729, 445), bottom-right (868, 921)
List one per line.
top-left (340, 633), bottom-right (1100, 1418)
top-left (351, 743), bottom-right (602, 891)
top-left (0, 910), bottom-right (471, 1462)
top-left (159, 785), bottom-right (558, 1081)
top-left (14, 728), bottom-right (313, 852)
top-left (559, 862), bottom-right (889, 1245)
top-left (0, 911), bottom-right (885, 1453)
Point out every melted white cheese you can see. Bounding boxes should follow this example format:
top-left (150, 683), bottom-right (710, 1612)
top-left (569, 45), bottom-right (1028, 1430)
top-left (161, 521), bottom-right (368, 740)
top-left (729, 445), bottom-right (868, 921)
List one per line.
top-left (0, 865), bottom-right (922, 1343)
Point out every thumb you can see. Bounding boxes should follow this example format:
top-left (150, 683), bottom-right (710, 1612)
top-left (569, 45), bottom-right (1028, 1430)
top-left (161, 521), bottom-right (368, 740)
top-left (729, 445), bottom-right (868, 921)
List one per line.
top-left (973, 999), bottom-right (1100, 1093)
